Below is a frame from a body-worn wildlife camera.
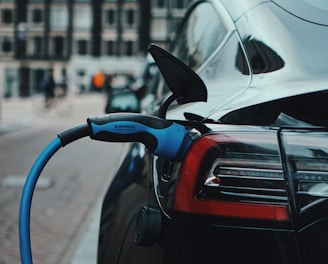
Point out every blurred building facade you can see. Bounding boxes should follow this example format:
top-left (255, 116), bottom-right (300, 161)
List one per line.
top-left (0, 0), bottom-right (188, 98)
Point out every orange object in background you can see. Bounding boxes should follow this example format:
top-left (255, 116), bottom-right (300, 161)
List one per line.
top-left (93, 71), bottom-right (105, 89)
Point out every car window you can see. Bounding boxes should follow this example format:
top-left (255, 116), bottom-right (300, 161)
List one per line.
top-left (198, 32), bottom-right (251, 115)
top-left (172, 2), bottom-right (227, 70)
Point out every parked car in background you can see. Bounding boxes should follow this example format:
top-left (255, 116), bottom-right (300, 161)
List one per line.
top-left (104, 74), bottom-right (141, 114)
top-left (104, 57), bottom-right (158, 114)
top-left (130, 55), bottom-right (158, 103)
top-left (97, 0), bottom-right (328, 263)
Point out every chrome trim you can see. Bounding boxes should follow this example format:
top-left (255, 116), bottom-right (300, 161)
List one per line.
top-left (220, 191), bottom-right (288, 202)
top-left (203, 157), bottom-right (287, 202)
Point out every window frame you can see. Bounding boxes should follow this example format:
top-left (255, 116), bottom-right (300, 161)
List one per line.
top-left (104, 40), bottom-right (116, 56)
top-left (27, 35), bottom-right (44, 56)
top-left (51, 35), bottom-right (66, 57)
top-left (155, 0), bottom-right (251, 101)
top-left (73, 5), bottom-right (92, 31)
top-left (105, 8), bottom-right (116, 27)
top-left (29, 8), bottom-right (43, 24)
top-left (123, 7), bottom-right (138, 29)
top-left (1, 36), bottom-right (14, 54)
top-left (123, 40), bottom-right (136, 56)
top-left (51, 4), bottom-right (69, 30)
top-left (1, 8), bottom-right (14, 25)
top-left (76, 39), bottom-right (89, 55)
top-left (171, 1), bottom-right (231, 70)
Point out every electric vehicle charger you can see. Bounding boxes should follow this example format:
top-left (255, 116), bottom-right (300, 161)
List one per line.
top-left (19, 113), bottom-right (192, 264)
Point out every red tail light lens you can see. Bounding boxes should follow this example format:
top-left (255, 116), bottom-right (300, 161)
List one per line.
top-left (281, 130), bottom-right (328, 226)
top-left (172, 131), bottom-right (290, 221)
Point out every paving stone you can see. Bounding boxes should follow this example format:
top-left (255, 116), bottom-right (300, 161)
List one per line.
top-left (0, 94), bottom-right (122, 264)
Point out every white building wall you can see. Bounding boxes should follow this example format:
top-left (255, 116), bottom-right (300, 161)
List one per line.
top-left (67, 55), bottom-right (146, 93)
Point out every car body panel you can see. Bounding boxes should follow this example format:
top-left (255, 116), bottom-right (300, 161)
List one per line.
top-left (220, 0), bottom-right (270, 21)
top-left (167, 1), bottom-right (328, 121)
top-left (99, 127), bottom-right (328, 264)
top-left (97, 1), bottom-right (328, 263)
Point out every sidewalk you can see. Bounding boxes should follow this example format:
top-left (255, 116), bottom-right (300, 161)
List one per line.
top-left (70, 205), bottom-right (101, 264)
top-left (0, 94), bottom-right (109, 264)
top-left (0, 98), bottom-right (33, 134)
top-left (0, 93), bottom-right (108, 132)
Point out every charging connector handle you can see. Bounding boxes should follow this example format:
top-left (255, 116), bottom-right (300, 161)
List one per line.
top-left (87, 113), bottom-right (191, 161)
top-left (20, 115), bottom-right (191, 264)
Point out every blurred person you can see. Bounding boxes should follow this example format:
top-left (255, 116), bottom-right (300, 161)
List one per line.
top-left (41, 68), bottom-right (56, 108)
top-left (104, 73), bottom-right (114, 113)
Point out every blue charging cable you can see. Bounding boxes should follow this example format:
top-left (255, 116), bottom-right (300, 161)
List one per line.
top-left (19, 113), bottom-right (192, 264)
top-left (19, 124), bottom-right (90, 264)
top-left (19, 137), bottom-right (62, 264)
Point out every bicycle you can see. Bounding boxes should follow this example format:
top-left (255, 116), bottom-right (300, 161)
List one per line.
top-left (32, 87), bottom-right (73, 117)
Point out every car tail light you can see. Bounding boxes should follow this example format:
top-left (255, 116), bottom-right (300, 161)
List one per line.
top-left (172, 131), bottom-right (290, 221)
top-left (281, 130), bottom-right (328, 226)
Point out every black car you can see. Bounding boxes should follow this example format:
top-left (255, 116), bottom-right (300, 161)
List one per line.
top-left (97, 1), bottom-right (328, 263)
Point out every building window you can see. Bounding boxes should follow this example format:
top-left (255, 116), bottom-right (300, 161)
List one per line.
top-left (77, 39), bottom-right (88, 55)
top-left (2, 9), bottom-right (13, 24)
top-left (32, 36), bottom-right (43, 55)
top-left (125, 40), bottom-right (134, 56)
top-left (2, 37), bottom-right (12, 53)
top-left (53, 36), bottom-right (65, 56)
top-left (173, 0), bottom-right (185, 9)
top-left (156, 0), bottom-right (165, 8)
top-left (125, 9), bottom-right (135, 27)
top-left (51, 6), bottom-right (68, 29)
top-left (151, 18), bottom-right (167, 40)
top-left (74, 6), bottom-right (92, 30)
top-left (106, 40), bottom-right (115, 55)
top-left (106, 9), bottom-right (115, 26)
top-left (31, 9), bottom-right (43, 23)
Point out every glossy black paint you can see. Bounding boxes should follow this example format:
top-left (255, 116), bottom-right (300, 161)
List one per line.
top-left (148, 44), bottom-right (207, 105)
top-left (97, 1), bottom-right (328, 263)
